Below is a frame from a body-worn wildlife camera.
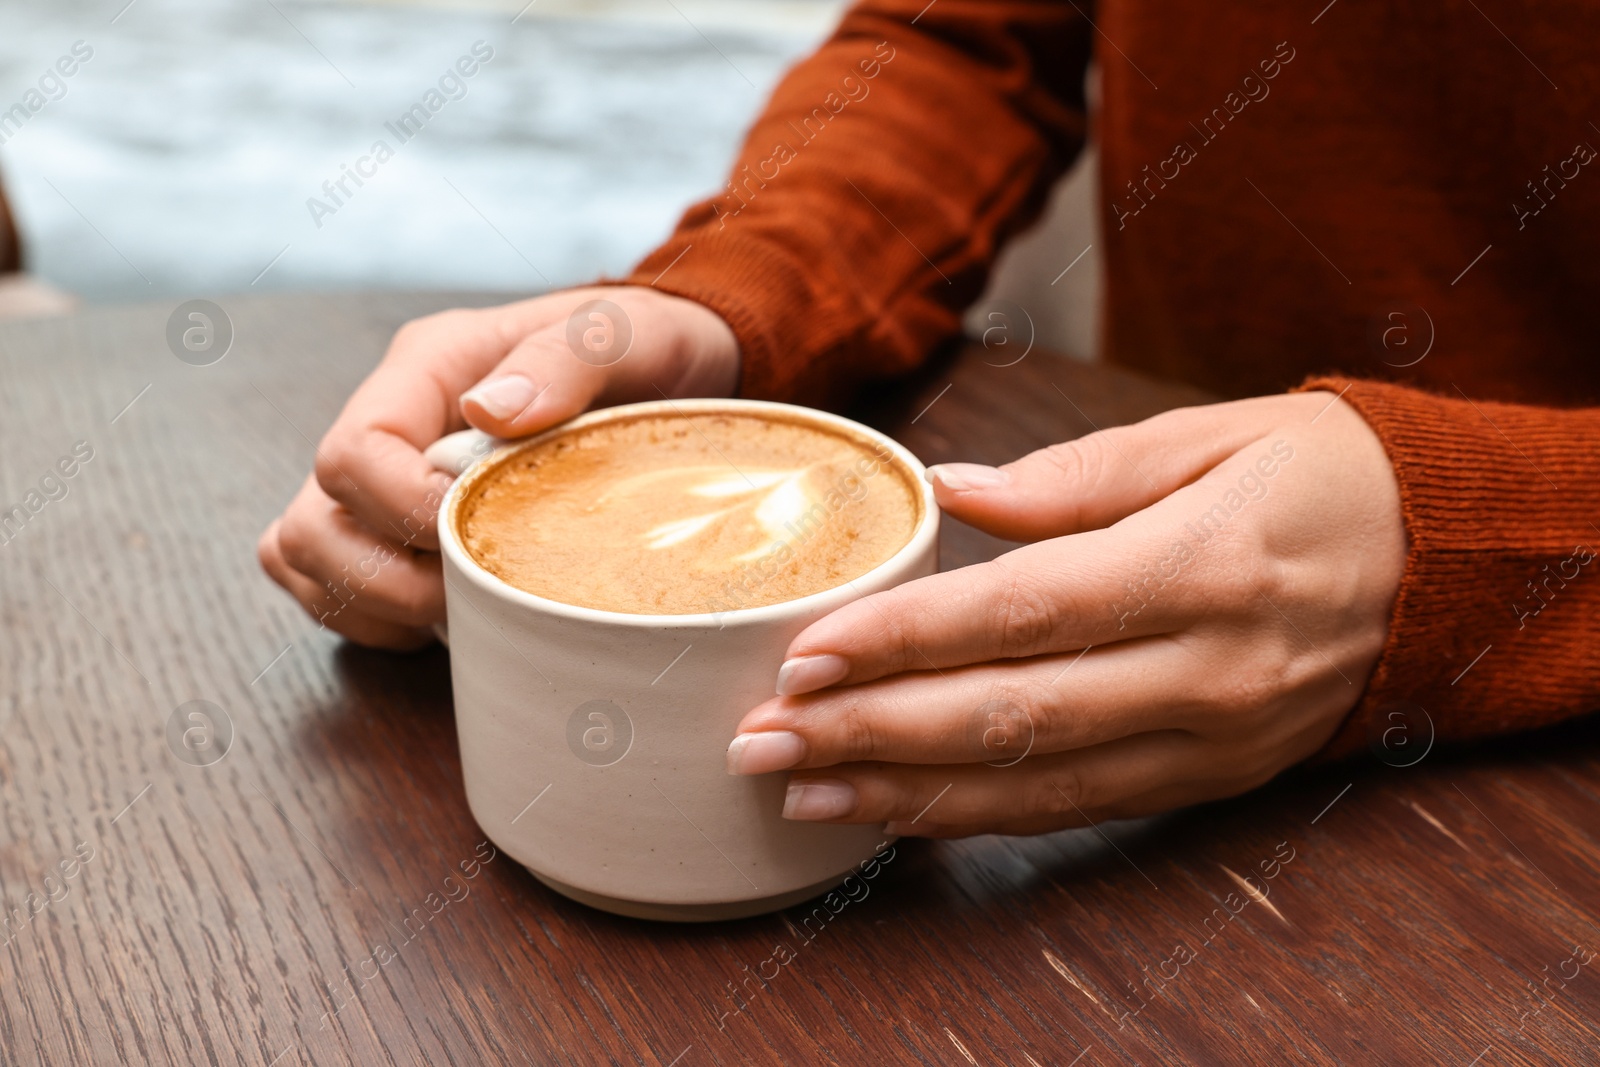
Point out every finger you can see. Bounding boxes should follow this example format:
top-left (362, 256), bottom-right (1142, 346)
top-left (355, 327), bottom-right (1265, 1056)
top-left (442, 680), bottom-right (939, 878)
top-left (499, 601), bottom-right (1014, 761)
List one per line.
top-left (776, 525), bottom-right (1209, 691)
top-left (276, 477), bottom-right (445, 627)
top-left (731, 637), bottom-right (1196, 774)
top-left (927, 398), bottom-right (1277, 542)
top-left (780, 730), bottom-right (1199, 826)
top-left (459, 287), bottom-right (739, 438)
top-left (258, 519), bottom-right (436, 650)
top-left (780, 428), bottom-right (1308, 692)
top-left (458, 324), bottom-right (610, 438)
top-left (317, 304), bottom-right (552, 549)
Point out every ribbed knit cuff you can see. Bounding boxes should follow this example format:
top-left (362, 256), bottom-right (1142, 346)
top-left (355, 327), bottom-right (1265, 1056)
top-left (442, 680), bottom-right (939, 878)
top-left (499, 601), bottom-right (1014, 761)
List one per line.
top-left (1297, 377), bottom-right (1600, 760)
top-left (620, 215), bottom-right (856, 407)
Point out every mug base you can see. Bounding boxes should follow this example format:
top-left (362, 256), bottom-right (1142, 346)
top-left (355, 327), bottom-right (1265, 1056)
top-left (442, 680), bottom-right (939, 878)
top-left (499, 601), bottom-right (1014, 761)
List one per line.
top-left (528, 868), bottom-right (844, 922)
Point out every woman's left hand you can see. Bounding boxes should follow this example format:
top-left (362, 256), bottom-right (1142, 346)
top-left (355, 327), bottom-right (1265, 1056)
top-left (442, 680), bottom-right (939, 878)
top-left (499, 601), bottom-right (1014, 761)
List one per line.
top-left (725, 392), bottom-right (1407, 838)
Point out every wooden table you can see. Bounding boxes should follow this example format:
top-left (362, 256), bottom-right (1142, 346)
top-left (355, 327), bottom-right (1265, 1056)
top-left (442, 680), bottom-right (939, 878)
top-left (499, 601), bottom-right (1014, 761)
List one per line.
top-left (3, 292), bottom-right (1597, 1066)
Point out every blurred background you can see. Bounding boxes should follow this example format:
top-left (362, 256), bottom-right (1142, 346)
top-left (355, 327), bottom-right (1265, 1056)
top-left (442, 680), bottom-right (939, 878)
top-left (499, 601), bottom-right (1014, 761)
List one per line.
top-left (0, 0), bottom-right (1099, 357)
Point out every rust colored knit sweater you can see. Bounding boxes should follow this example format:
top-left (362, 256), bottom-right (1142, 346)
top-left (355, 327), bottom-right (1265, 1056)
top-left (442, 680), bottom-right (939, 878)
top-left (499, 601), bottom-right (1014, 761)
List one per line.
top-left (624, 0), bottom-right (1600, 757)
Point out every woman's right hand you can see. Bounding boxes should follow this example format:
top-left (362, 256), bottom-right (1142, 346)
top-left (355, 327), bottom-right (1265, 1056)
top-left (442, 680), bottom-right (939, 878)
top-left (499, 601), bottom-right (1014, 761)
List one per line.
top-left (256, 285), bottom-right (740, 649)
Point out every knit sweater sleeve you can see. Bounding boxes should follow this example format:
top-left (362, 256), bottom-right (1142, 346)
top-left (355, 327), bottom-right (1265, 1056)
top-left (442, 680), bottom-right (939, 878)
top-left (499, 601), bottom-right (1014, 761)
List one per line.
top-left (1301, 377), bottom-right (1600, 758)
top-left (620, 0), bottom-right (1092, 406)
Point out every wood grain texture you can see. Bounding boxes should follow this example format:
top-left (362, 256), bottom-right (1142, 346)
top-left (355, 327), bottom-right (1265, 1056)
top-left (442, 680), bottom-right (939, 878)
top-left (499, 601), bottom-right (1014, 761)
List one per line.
top-left (1, 292), bottom-right (1598, 1066)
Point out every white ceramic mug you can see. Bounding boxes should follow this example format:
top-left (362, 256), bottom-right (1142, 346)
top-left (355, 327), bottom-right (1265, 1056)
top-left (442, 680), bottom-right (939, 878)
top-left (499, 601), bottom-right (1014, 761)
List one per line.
top-left (426, 399), bottom-right (940, 921)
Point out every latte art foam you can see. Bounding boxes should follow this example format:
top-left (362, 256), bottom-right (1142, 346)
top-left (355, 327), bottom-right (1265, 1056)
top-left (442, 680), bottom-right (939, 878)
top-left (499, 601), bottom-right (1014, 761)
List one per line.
top-left (615, 466), bottom-right (814, 558)
top-left (456, 411), bottom-right (921, 615)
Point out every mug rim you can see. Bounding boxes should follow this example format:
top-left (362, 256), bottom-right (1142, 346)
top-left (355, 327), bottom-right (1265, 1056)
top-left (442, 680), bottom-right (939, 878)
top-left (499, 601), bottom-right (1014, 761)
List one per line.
top-left (437, 397), bottom-right (940, 629)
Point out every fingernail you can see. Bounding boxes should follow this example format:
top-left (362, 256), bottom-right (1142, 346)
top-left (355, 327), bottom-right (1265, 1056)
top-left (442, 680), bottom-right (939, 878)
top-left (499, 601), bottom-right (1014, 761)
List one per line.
top-left (775, 653), bottom-right (848, 696)
top-left (726, 731), bottom-right (806, 775)
top-left (927, 463), bottom-right (1011, 491)
top-left (783, 779), bottom-right (857, 821)
top-left (462, 374), bottom-right (540, 422)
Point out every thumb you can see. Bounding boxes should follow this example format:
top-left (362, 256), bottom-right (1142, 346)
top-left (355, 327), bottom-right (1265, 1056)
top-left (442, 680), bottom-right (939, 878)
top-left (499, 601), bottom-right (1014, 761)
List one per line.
top-left (459, 322), bottom-right (609, 438)
top-left (927, 402), bottom-right (1267, 542)
top-left (459, 287), bottom-right (739, 438)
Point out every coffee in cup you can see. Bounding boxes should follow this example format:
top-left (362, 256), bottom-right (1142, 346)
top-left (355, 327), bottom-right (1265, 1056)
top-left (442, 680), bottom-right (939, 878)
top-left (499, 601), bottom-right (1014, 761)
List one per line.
top-left (455, 410), bottom-right (922, 615)
top-left (430, 399), bottom-right (940, 920)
